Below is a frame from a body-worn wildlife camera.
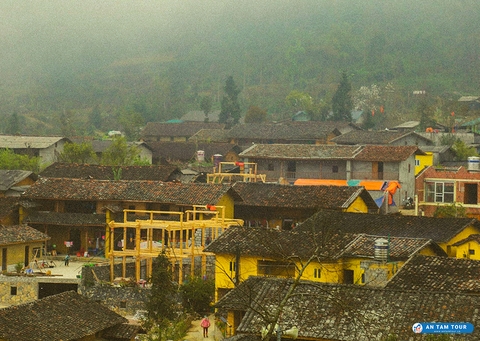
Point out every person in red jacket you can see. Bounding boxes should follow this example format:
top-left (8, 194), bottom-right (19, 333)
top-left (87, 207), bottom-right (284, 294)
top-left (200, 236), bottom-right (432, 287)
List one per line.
top-left (200, 316), bottom-right (211, 338)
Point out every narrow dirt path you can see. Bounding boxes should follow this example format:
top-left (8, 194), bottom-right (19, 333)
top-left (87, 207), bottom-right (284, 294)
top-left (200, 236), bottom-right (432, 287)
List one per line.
top-left (184, 314), bottom-right (224, 341)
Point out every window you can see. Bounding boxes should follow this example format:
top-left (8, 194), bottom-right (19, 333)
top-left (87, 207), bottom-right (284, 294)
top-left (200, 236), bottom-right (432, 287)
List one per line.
top-left (313, 268), bottom-right (321, 279)
top-left (229, 261), bottom-right (236, 272)
top-left (464, 183), bottom-right (478, 205)
top-left (425, 181), bottom-right (454, 203)
top-left (415, 159), bottom-right (420, 166)
top-left (332, 165), bottom-right (339, 173)
top-left (258, 260), bottom-right (294, 277)
top-left (268, 163), bottom-right (275, 171)
top-left (120, 301), bottom-right (127, 309)
top-left (361, 273), bottom-right (365, 284)
top-left (287, 161), bottom-right (296, 172)
top-left (10, 286), bottom-right (17, 295)
top-left (469, 249), bottom-right (475, 255)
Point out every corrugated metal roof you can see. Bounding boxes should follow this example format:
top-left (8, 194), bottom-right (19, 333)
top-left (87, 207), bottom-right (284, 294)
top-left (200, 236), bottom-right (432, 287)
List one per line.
top-left (0, 135), bottom-right (67, 149)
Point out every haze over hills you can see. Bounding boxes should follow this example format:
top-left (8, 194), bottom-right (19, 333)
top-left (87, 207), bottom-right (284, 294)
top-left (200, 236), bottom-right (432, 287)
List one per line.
top-left (0, 0), bottom-right (479, 136)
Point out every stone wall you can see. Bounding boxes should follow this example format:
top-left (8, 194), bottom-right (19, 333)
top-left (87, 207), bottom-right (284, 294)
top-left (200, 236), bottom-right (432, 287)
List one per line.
top-left (0, 275), bottom-right (38, 306)
top-left (81, 285), bottom-right (149, 316)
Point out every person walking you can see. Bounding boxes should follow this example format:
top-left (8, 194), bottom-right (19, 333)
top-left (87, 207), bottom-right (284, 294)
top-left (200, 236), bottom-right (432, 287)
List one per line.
top-left (64, 254), bottom-right (70, 266)
top-left (200, 315), bottom-right (210, 338)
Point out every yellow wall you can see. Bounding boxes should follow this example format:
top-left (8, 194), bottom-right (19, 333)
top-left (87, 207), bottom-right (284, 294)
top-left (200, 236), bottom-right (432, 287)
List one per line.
top-left (345, 196), bottom-right (368, 213)
top-left (0, 242), bottom-right (45, 272)
top-left (455, 241), bottom-right (480, 260)
top-left (415, 152), bottom-right (433, 175)
top-left (442, 225), bottom-right (480, 257)
top-left (216, 194), bottom-right (235, 219)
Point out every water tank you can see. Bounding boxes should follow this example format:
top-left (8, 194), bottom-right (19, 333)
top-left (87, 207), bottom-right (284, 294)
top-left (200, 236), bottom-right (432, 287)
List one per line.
top-left (213, 154), bottom-right (223, 168)
top-left (196, 150), bottom-right (205, 162)
top-left (374, 238), bottom-right (389, 261)
top-left (468, 156), bottom-right (480, 171)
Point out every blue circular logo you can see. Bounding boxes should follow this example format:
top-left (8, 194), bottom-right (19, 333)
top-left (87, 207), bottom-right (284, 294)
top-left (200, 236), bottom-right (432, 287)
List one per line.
top-left (413, 323), bottom-right (423, 334)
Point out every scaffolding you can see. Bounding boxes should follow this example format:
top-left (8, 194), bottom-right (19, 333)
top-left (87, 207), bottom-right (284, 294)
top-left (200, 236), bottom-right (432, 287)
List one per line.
top-left (207, 161), bottom-right (266, 184)
top-left (106, 206), bottom-right (243, 284)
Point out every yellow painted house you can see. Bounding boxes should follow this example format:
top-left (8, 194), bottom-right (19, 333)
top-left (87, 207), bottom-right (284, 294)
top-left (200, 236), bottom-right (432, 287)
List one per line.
top-left (204, 226), bottom-right (445, 302)
top-left (415, 151), bottom-right (434, 175)
top-left (452, 234), bottom-right (480, 260)
top-left (0, 225), bottom-right (50, 272)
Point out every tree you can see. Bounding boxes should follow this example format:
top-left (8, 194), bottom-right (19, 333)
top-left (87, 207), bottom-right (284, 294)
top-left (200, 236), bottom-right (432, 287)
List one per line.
top-left (0, 149), bottom-right (40, 172)
top-left (219, 76), bottom-right (241, 126)
top-left (180, 276), bottom-right (215, 315)
top-left (331, 71), bottom-right (353, 122)
top-left (452, 139), bottom-right (478, 160)
top-left (433, 203), bottom-right (467, 218)
top-left (144, 251), bottom-right (180, 339)
top-left (59, 142), bottom-right (97, 164)
top-left (200, 96), bottom-right (213, 122)
top-left (285, 90), bottom-right (313, 113)
top-left (417, 99), bottom-right (436, 132)
top-left (101, 136), bottom-right (141, 166)
top-left (244, 106), bottom-right (267, 123)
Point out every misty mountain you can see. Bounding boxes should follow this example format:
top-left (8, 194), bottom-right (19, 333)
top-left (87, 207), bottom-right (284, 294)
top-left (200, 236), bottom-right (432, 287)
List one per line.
top-left (0, 0), bottom-right (479, 135)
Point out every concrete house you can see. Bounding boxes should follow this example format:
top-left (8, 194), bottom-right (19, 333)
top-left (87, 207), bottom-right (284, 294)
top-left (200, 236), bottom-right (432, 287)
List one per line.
top-left (239, 144), bottom-right (422, 210)
top-left (0, 135), bottom-right (69, 166)
top-left (0, 170), bottom-right (38, 197)
top-left (416, 165), bottom-right (480, 219)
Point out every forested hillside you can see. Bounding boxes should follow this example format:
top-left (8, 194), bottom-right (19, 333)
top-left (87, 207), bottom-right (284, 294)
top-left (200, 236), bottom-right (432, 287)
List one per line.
top-left (1, 0), bottom-right (479, 137)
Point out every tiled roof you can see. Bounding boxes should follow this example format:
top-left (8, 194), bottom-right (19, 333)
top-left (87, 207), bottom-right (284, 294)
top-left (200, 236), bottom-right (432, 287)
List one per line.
top-left (102, 323), bottom-right (141, 340)
top-left (0, 197), bottom-right (19, 219)
top-left (0, 135), bottom-right (68, 149)
top-left (239, 144), bottom-right (421, 161)
top-left (330, 130), bottom-right (431, 145)
top-left (227, 121), bottom-right (352, 140)
top-left (204, 226), bottom-right (357, 259)
top-left (341, 234), bottom-right (434, 260)
top-left (22, 178), bottom-right (234, 205)
top-left (86, 140), bottom-right (151, 153)
top-left (188, 129), bottom-right (230, 143)
top-left (386, 255), bottom-right (480, 293)
top-left (0, 291), bottom-right (128, 341)
top-left (297, 210), bottom-right (480, 243)
top-left (353, 145), bottom-right (422, 161)
top-left (40, 163), bottom-right (180, 181)
top-left (205, 226), bottom-right (434, 261)
top-left (0, 170), bottom-right (37, 191)
top-left (146, 142), bottom-right (242, 162)
top-left (141, 122), bottom-right (225, 138)
top-left (24, 212), bottom-right (106, 226)
top-left (0, 224), bottom-right (49, 245)
top-left (232, 182), bottom-right (378, 210)
top-left (239, 144), bottom-right (362, 159)
top-left (217, 276), bottom-right (480, 340)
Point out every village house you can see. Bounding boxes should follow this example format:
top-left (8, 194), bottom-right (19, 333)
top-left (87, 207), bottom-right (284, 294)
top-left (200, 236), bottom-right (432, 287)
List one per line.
top-left (0, 224), bottom-right (49, 273)
top-left (0, 290), bottom-right (139, 341)
top-left (140, 121), bottom-right (225, 142)
top-left (385, 254), bottom-right (480, 293)
top-left (231, 182), bottom-right (378, 229)
top-left (145, 141), bottom-right (242, 166)
top-left (239, 144), bottom-right (422, 210)
top-left (299, 210), bottom-right (480, 257)
top-left (204, 224), bottom-right (444, 300)
top-left (188, 128), bottom-right (230, 143)
top-left (416, 165), bottom-right (480, 218)
top-left (215, 276), bottom-right (480, 340)
top-left (20, 178), bottom-right (239, 256)
top-left (0, 170), bottom-right (38, 197)
top-left (0, 135), bottom-right (70, 166)
top-left (226, 121), bottom-right (360, 148)
top-left (0, 197), bottom-right (20, 225)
